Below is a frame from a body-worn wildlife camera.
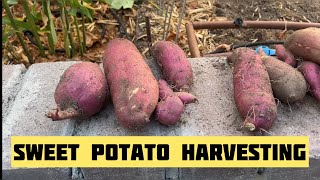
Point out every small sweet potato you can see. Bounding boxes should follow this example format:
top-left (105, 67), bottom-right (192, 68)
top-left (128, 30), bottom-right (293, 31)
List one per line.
top-left (297, 61), bottom-right (320, 101)
top-left (284, 27), bottom-right (320, 65)
top-left (151, 41), bottom-right (193, 91)
top-left (155, 79), bottom-right (184, 126)
top-left (103, 38), bottom-right (159, 129)
top-left (258, 48), bottom-right (307, 103)
top-left (175, 92), bottom-right (197, 104)
top-left (229, 47), bottom-right (277, 132)
top-left (47, 62), bottom-right (108, 121)
top-left (275, 45), bottom-right (297, 67)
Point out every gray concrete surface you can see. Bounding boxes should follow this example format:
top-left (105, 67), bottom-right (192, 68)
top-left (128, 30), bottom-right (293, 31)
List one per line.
top-left (2, 58), bottom-right (320, 179)
top-left (2, 62), bottom-right (78, 170)
top-left (2, 64), bottom-right (26, 120)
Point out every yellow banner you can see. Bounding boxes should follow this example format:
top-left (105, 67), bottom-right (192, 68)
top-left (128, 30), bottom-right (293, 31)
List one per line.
top-left (11, 136), bottom-right (309, 168)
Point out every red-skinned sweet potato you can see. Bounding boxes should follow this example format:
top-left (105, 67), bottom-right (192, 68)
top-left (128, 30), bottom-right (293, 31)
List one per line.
top-left (151, 41), bottom-right (193, 91)
top-left (47, 62), bottom-right (108, 121)
top-left (275, 45), bottom-right (297, 67)
top-left (155, 79), bottom-right (184, 126)
top-left (175, 92), bottom-right (197, 104)
top-left (103, 38), bottom-right (159, 129)
top-left (284, 27), bottom-right (320, 65)
top-left (297, 61), bottom-right (320, 101)
top-left (228, 48), bottom-right (277, 132)
top-left (258, 48), bottom-right (307, 103)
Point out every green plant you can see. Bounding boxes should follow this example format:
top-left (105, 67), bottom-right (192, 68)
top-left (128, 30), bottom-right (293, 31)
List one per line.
top-left (2, 0), bottom-right (33, 63)
top-left (103, 0), bottom-right (135, 10)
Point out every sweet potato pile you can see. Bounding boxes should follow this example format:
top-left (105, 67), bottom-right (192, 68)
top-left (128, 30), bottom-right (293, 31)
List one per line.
top-left (47, 27), bottom-right (319, 134)
top-left (228, 27), bottom-right (320, 133)
top-left (48, 38), bottom-right (196, 129)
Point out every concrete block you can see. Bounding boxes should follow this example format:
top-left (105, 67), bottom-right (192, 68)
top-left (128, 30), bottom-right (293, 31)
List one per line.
top-left (2, 62), bottom-right (79, 170)
top-left (2, 168), bottom-right (70, 180)
top-left (81, 168), bottom-right (165, 180)
top-left (73, 57), bottom-right (320, 157)
top-left (2, 64), bottom-right (26, 120)
top-left (180, 168), bottom-right (257, 180)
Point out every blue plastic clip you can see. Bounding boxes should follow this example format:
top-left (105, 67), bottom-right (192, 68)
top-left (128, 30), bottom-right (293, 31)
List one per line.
top-left (255, 46), bottom-right (276, 56)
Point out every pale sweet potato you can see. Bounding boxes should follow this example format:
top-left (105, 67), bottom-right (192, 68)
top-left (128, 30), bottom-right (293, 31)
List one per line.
top-left (284, 27), bottom-right (320, 65)
top-left (151, 41), bottom-right (193, 91)
top-left (103, 38), bottom-right (159, 129)
top-left (297, 61), bottom-right (320, 101)
top-left (258, 48), bottom-right (307, 103)
top-left (229, 48), bottom-right (277, 132)
top-left (47, 62), bottom-right (108, 121)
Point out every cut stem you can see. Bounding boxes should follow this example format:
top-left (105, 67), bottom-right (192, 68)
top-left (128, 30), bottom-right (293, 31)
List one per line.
top-left (3, 1), bottom-right (34, 64)
top-left (73, 16), bottom-right (84, 56)
top-left (64, 8), bottom-right (76, 57)
top-left (59, 0), bottom-right (70, 57)
top-left (81, 0), bottom-right (87, 53)
top-left (42, 0), bottom-right (56, 54)
top-left (21, 0), bottom-right (46, 57)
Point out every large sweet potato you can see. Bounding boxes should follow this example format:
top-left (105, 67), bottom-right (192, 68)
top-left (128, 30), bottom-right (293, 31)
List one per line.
top-left (229, 48), bottom-right (277, 132)
top-left (258, 49), bottom-right (307, 103)
top-left (297, 61), bottom-right (320, 101)
top-left (103, 38), bottom-right (159, 129)
top-left (151, 41), bottom-right (193, 91)
top-left (284, 27), bottom-right (320, 65)
top-left (47, 62), bottom-right (108, 121)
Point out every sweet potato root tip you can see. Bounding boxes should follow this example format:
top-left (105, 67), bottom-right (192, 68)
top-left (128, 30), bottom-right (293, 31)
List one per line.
top-left (175, 92), bottom-right (197, 104)
top-left (47, 108), bottom-right (80, 121)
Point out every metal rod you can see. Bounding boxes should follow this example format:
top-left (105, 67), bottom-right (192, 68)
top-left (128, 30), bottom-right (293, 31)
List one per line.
top-left (203, 52), bottom-right (232, 57)
top-left (193, 21), bottom-right (320, 30)
top-left (186, 22), bottom-right (200, 58)
top-left (186, 20), bottom-right (320, 58)
top-left (164, 0), bottom-right (175, 40)
top-left (162, 0), bottom-right (170, 40)
top-left (175, 0), bottom-right (186, 43)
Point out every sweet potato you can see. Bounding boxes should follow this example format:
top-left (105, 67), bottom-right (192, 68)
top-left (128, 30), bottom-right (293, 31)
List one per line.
top-left (155, 79), bottom-right (184, 126)
top-left (47, 62), bottom-right (108, 121)
top-left (103, 38), bottom-right (159, 129)
top-left (258, 48), bottom-right (307, 103)
top-left (175, 92), bottom-right (197, 104)
top-left (229, 47), bottom-right (277, 132)
top-left (297, 61), bottom-right (320, 101)
top-left (151, 41), bottom-right (193, 91)
top-left (275, 45), bottom-right (297, 67)
top-left (284, 27), bottom-right (320, 65)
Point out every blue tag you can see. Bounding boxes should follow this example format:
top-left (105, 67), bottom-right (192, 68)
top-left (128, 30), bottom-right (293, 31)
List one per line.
top-left (255, 46), bottom-right (276, 56)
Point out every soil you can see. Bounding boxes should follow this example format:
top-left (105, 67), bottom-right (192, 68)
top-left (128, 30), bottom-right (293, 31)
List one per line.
top-left (200, 0), bottom-right (320, 54)
top-left (2, 0), bottom-right (320, 65)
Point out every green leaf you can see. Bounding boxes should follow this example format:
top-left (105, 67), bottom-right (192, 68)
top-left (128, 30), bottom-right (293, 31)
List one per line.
top-left (2, 26), bottom-right (14, 44)
top-left (66, 0), bottom-right (93, 21)
top-left (2, 16), bottom-right (32, 31)
top-left (7, 0), bottom-right (18, 5)
top-left (44, 0), bottom-right (57, 44)
top-left (109, 0), bottom-right (134, 10)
